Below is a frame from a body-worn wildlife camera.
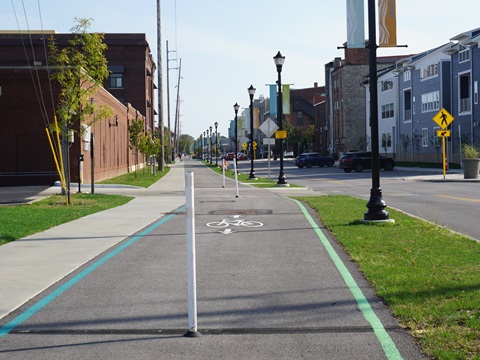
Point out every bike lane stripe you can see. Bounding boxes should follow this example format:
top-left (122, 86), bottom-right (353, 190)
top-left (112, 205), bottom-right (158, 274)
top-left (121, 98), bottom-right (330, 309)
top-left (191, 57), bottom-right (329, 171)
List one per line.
top-left (0, 207), bottom-right (185, 338)
top-left (292, 199), bottom-right (403, 360)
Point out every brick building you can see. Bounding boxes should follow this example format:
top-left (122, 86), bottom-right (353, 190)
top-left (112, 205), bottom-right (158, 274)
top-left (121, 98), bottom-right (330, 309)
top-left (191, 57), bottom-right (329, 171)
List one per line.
top-left (325, 45), bottom-right (406, 158)
top-left (0, 31), bottom-right (155, 186)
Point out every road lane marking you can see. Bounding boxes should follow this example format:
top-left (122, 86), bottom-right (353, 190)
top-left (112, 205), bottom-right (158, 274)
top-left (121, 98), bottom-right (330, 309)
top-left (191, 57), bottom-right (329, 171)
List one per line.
top-left (434, 194), bottom-right (480, 203)
top-left (292, 199), bottom-right (403, 360)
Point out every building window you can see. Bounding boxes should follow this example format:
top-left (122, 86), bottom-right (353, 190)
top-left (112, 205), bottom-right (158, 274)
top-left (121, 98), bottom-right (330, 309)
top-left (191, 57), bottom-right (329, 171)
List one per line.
top-left (109, 73), bottom-right (123, 89)
top-left (381, 103), bottom-right (394, 119)
top-left (421, 91), bottom-right (440, 113)
top-left (433, 127), bottom-right (441, 148)
top-left (459, 73), bottom-right (471, 113)
top-left (403, 90), bottom-right (412, 122)
top-left (422, 128), bottom-right (428, 147)
top-left (403, 70), bottom-right (411, 82)
top-left (474, 81), bottom-right (478, 105)
top-left (459, 44), bottom-right (470, 63)
top-left (421, 63), bottom-right (438, 79)
top-left (297, 111), bottom-right (303, 126)
top-left (381, 80), bottom-right (393, 91)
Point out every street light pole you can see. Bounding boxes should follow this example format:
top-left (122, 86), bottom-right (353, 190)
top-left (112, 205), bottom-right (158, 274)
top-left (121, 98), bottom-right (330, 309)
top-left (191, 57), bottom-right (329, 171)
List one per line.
top-left (203, 131), bottom-right (206, 160)
top-left (234, 102), bottom-right (240, 168)
top-left (209, 125), bottom-right (213, 165)
top-left (214, 121), bottom-right (219, 166)
top-left (364, 0), bottom-right (390, 221)
top-left (274, 51), bottom-right (287, 186)
top-left (248, 85), bottom-right (257, 179)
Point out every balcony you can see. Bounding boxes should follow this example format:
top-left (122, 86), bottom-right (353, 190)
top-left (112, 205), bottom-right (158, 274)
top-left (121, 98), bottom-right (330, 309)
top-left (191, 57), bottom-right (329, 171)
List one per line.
top-left (460, 98), bottom-right (471, 113)
top-left (404, 109), bottom-right (412, 121)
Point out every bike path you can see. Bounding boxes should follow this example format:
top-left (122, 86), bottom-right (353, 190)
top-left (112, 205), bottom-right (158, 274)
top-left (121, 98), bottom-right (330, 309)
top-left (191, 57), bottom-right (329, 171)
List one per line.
top-left (0, 160), bottom-right (425, 359)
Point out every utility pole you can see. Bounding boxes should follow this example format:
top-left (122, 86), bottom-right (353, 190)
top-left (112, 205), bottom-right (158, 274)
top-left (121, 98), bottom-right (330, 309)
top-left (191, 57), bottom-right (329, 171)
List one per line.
top-left (174, 58), bottom-right (182, 157)
top-left (156, 0), bottom-right (165, 170)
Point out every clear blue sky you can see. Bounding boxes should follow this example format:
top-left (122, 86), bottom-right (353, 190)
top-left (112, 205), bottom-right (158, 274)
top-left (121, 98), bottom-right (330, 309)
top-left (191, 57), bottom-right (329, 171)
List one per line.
top-left (2, 0), bottom-right (480, 139)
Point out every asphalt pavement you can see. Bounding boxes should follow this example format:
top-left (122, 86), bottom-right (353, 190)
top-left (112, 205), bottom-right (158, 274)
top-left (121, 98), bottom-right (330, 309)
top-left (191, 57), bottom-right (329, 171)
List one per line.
top-left (0, 160), bottom-right (428, 359)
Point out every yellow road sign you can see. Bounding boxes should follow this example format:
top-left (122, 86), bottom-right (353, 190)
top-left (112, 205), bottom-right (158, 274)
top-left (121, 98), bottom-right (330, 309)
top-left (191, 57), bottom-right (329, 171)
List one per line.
top-left (275, 130), bottom-right (287, 139)
top-left (437, 129), bottom-right (450, 137)
top-left (242, 143), bottom-right (247, 150)
top-left (433, 108), bottom-right (454, 129)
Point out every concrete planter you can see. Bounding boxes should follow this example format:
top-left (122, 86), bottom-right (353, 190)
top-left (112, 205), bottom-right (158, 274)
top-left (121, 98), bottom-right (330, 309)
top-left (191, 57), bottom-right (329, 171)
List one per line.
top-left (462, 158), bottom-right (480, 179)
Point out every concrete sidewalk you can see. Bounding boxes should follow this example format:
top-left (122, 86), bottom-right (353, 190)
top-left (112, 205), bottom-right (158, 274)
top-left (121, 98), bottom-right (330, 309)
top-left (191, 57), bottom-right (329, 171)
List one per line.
top-left (0, 162), bottom-right (187, 320)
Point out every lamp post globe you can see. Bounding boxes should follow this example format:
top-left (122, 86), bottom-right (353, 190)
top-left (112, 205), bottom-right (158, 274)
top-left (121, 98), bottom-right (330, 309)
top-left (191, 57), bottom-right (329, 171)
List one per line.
top-left (273, 51), bottom-right (287, 186)
top-left (233, 102), bottom-right (240, 167)
top-left (248, 85), bottom-right (257, 179)
top-left (214, 121), bottom-right (219, 166)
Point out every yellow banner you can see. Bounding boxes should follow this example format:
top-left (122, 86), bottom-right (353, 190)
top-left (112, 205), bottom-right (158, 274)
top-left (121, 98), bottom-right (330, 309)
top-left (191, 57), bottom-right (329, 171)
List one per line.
top-left (254, 107), bottom-right (260, 129)
top-left (378, 0), bottom-right (397, 47)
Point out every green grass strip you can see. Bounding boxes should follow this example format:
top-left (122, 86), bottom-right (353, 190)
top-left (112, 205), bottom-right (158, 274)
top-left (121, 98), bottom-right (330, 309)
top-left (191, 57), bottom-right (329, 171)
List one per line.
top-left (292, 198), bottom-right (403, 360)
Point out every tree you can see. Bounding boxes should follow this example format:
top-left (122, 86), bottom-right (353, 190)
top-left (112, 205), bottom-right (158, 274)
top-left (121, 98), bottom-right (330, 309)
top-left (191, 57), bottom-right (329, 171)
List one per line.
top-left (179, 134), bottom-right (195, 154)
top-left (399, 133), bottom-right (410, 161)
top-left (139, 132), bottom-right (161, 174)
top-left (48, 17), bottom-right (112, 204)
top-left (49, 18), bottom-right (112, 132)
top-left (128, 119), bottom-right (145, 177)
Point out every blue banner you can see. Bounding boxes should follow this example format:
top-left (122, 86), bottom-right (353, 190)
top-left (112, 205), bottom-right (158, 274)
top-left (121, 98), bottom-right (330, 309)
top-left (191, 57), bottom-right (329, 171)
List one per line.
top-left (346, 0), bottom-right (365, 48)
top-left (269, 84), bottom-right (277, 116)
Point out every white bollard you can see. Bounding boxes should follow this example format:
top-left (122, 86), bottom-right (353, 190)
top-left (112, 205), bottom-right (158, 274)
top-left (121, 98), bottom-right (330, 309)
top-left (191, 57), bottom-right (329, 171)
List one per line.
top-left (222, 159), bottom-right (226, 188)
top-left (185, 172), bottom-right (200, 337)
top-left (233, 158), bottom-right (239, 198)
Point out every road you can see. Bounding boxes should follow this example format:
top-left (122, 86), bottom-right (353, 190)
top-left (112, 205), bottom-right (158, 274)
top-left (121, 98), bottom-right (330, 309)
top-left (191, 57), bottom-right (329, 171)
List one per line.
top-left (237, 159), bottom-right (480, 241)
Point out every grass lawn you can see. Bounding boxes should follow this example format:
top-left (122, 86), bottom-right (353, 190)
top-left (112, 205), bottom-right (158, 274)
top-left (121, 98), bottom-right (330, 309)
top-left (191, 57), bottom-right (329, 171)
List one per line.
top-left (0, 166), bottom-right (170, 246)
top-left (297, 195), bottom-right (480, 360)
top-left (98, 166), bottom-right (170, 188)
top-left (0, 193), bottom-right (132, 246)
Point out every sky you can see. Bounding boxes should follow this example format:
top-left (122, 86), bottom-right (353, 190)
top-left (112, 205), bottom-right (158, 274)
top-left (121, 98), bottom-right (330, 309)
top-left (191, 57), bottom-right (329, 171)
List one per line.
top-left (2, 0), bottom-right (480, 140)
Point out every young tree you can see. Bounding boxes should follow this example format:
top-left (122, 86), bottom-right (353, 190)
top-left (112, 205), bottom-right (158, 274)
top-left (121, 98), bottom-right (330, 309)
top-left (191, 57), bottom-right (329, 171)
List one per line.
top-left (399, 133), bottom-right (410, 161)
top-left (48, 17), bottom-right (111, 204)
top-left (129, 119), bottom-right (145, 177)
top-left (49, 17), bottom-right (112, 132)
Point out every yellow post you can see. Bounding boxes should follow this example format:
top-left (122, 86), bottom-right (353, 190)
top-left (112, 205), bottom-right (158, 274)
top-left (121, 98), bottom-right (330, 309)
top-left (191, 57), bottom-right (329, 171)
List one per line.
top-left (442, 136), bottom-right (446, 179)
top-left (45, 127), bottom-right (65, 188)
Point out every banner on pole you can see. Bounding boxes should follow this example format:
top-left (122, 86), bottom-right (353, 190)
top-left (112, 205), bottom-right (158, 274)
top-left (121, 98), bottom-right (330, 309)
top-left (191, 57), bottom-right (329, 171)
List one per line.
top-left (282, 84), bottom-right (290, 115)
top-left (378, 0), bottom-right (397, 47)
top-left (269, 84), bottom-right (277, 115)
top-left (346, 0), bottom-right (365, 48)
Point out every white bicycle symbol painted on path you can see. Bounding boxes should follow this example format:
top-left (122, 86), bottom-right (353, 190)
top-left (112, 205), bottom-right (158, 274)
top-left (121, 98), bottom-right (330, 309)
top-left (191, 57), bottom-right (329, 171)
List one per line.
top-left (206, 217), bottom-right (264, 228)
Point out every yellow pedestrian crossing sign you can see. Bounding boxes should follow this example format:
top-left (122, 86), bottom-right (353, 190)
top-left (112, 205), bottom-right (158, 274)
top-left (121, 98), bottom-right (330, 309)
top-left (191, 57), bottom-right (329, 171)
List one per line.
top-left (433, 108), bottom-right (454, 129)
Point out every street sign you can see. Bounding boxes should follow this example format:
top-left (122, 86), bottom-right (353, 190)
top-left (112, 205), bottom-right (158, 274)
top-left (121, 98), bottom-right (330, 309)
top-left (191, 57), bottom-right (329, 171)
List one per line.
top-left (275, 130), bottom-right (287, 139)
top-left (437, 129), bottom-right (450, 137)
top-left (433, 108), bottom-right (454, 129)
top-left (263, 138), bottom-right (275, 145)
top-left (259, 117), bottom-right (278, 138)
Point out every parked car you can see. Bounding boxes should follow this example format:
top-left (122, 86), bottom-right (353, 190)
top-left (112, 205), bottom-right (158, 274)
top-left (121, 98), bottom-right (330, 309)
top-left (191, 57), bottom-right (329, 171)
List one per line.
top-left (284, 150), bottom-right (294, 158)
top-left (262, 150), bottom-right (274, 159)
top-left (295, 152), bottom-right (335, 168)
top-left (224, 152), bottom-right (236, 160)
top-left (339, 151), bottom-right (395, 173)
top-left (237, 152), bottom-right (248, 160)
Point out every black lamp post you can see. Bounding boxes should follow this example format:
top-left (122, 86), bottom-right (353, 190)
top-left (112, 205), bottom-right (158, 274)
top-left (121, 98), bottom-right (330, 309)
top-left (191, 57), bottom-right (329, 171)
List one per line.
top-left (214, 121), bottom-right (219, 166)
top-left (233, 102), bottom-right (240, 167)
top-left (274, 51), bottom-right (287, 186)
top-left (364, 0), bottom-right (390, 221)
top-left (248, 85), bottom-right (257, 179)
top-left (209, 125), bottom-right (213, 164)
top-left (206, 129), bottom-right (209, 162)
top-left (203, 131), bottom-right (206, 160)
top-left (199, 135), bottom-right (202, 160)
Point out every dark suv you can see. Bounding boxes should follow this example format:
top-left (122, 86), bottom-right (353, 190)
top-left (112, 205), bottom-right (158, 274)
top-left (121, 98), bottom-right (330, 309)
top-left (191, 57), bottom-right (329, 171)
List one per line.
top-left (339, 151), bottom-right (395, 173)
top-left (295, 152), bottom-right (334, 168)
